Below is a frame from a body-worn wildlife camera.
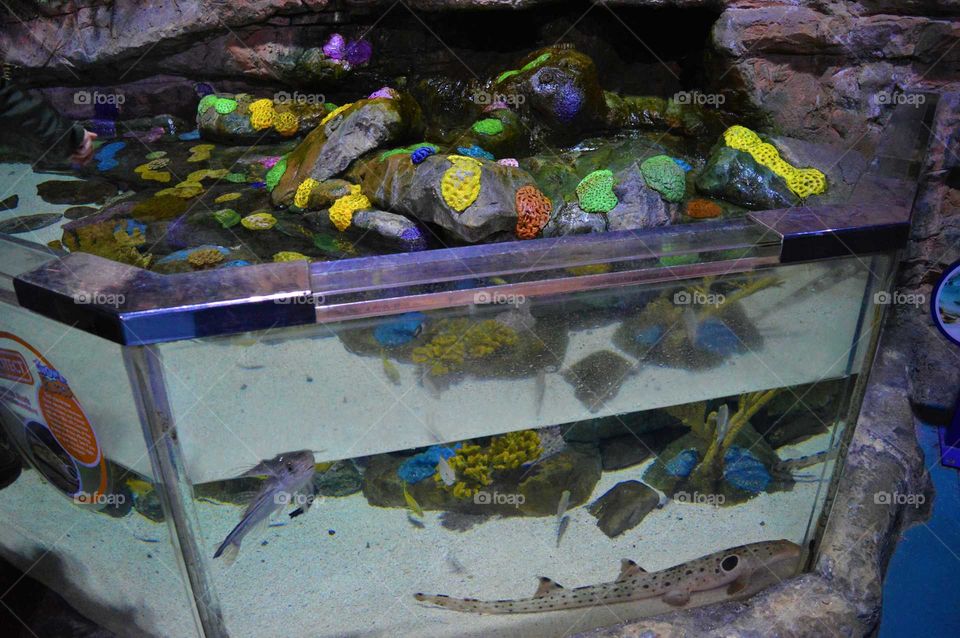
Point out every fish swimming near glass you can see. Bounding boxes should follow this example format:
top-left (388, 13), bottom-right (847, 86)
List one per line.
top-left (213, 450), bottom-right (317, 565)
top-left (415, 540), bottom-right (800, 614)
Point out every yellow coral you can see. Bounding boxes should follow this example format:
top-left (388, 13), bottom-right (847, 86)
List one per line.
top-left (488, 430), bottom-right (542, 471)
top-left (328, 184), bottom-right (370, 232)
top-left (441, 155), bottom-right (483, 212)
top-left (411, 318), bottom-right (517, 376)
top-left (273, 251), bottom-right (310, 262)
top-left (134, 162), bottom-right (171, 183)
top-left (241, 212), bottom-right (277, 230)
top-left (722, 125), bottom-right (826, 198)
top-left (249, 99), bottom-right (276, 130)
top-left (274, 111), bottom-right (299, 136)
top-left (187, 144), bottom-right (216, 163)
top-left (437, 431), bottom-right (542, 499)
top-left (320, 103), bottom-right (353, 126)
top-left (294, 178), bottom-right (319, 208)
top-left (214, 192), bottom-right (242, 204)
top-left (187, 247), bottom-right (225, 269)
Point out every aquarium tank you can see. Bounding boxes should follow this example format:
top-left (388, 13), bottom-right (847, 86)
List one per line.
top-left (0, 1), bottom-right (939, 637)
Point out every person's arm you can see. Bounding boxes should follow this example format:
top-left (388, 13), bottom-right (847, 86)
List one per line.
top-left (0, 77), bottom-right (95, 163)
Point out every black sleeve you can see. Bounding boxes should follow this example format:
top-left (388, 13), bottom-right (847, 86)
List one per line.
top-left (0, 77), bottom-right (85, 159)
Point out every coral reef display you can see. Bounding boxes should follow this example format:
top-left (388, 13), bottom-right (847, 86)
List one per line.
top-left (575, 170), bottom-right (618, 213)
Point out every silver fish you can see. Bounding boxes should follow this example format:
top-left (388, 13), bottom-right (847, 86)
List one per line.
top-left (534, 368), bottom-right (547, 416)
top-left (714, 404), bottom-right (730, 446)
top-left (555, 489), bottom-right (571, 547)
top-left (437, 455), bottom-right (456, 487)
top-left (213, 450), bottom-right (316, 564)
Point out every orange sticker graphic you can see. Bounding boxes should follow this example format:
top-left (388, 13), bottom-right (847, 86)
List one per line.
top-left (0, 332), bottom-right (107, 500)
top-left (0, 348), bottom-right (33, 384)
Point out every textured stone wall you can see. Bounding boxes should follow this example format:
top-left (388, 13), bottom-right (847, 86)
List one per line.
top-left (2, 1), bottom-right (957, 148)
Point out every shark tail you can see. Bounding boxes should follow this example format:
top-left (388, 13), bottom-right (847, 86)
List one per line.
top-left (414, 593), bottom-right (518, 614)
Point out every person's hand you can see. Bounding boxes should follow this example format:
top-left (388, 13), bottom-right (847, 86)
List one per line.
top-left (69, 130), bottom-right (97, 165)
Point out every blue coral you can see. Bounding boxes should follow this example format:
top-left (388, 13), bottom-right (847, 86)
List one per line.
top-left (665, 449), bottom-right (699, 478)
top-left (178, 129), bottom-right (201, 141)
top-left (693, 317), bottom-right (744, 357)
top-left (633, 325), bottom-right (664, 346)
top-left (457, 145), bottom-right (495, 161)
top-left (674, 158), bottom-right (693, 172)
top-left (114, 219), bottom-right (148, 239)
top-left (374, 312), bottom-right (427, 347)
top-left (411, 146), bottom-right (435, 165)
top-left (397, 445), bottom-right (459, 484)
top-left (95, 141), bottom-right (125, 171)
top-left (723, 446), bottom-right (771, 493)
top-left (221, 260), bottom-right (252, 268)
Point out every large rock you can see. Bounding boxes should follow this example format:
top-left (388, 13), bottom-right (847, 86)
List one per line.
top-left (348, 152), bottom-right (539, 243)
top-left (695, 145), bottom-right (799, 210)
top-left (606, 164), bottom-right (679, 231)
top-left (497, 46), bottom-right (609, 143)
top-left (303, 208), bottom-right (427, 252)
top-left (271, 95), bottom-right (424, 206)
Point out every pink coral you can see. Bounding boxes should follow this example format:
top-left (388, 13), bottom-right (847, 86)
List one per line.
top-left (261, 156), bottom-right (281, 169)
top-left (497, 158), bottom-right (519, 168)
top-left (483, 101), bottom-right (509, 113)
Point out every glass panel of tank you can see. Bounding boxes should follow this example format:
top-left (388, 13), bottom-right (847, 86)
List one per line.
top-left (144, 254), bottom-right (881, 637)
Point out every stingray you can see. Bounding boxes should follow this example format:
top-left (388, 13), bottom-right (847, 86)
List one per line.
top-left (562, 350), bottom-right (636, 413)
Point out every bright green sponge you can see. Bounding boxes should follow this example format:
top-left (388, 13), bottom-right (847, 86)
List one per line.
top-left (265, 157), bottom-right (287, 192)
top-left (472, 118), bottom-right (504, 136)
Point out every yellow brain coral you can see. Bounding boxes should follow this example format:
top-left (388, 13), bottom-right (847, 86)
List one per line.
top-left (187, 144), bottom-right (216, 163)
top-left (187, 247), bottom-right (225, 269)
top-left (441, 155), bottom-right (483, 213)
top-left (273, 251), bottom-right (310, 262)
top-left (722, 125), bottom-right (827, 199)
top-left (328, 185), bottom-right (370, 232)
top-left (294, 178), bottom-right (319, 209)
top-left (241, 212), bottom-right (277, 230)
top-left (249, 99), bottom-right (276, 130)
top-left (274, 111), bottom-right (299, 136)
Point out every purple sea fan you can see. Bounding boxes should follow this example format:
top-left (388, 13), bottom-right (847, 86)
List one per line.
top-left (368, 86), bottom-right (396, 100)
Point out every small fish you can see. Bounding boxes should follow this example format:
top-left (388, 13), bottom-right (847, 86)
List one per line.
top-left (415, 540), bottom-right (801, 614)
top-left (436, 455), bottom-right (456, 487)
top-left (534, 368), bottom-right (547, 416)
top-left (714, 404), bottom-right (731, 446)
top-left (555, 489), bottom-right (571, 547)
top-left (403, 483), bottom-right (424, 518)
top-left (213, 450), bottom-right (316, 565)
top-left (382, 355), bottom-right (401, 386)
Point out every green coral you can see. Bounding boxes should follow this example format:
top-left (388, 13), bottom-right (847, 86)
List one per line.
top-left (575, 169), bottom-right (618, 213)
top-left (472, 118), bottom-right (504, 136)
top-left (197, 94), bottom-right (218, 114)
top-left (411, 318), bottom-right (518, 377)
top-left (520, 52), bottom-right (551, 72)
top-left (438, 430), bottom-right (543, 499)
top-left (225, 172), bottom-right (247, 184)
top-left (496, 69), bottom-right (520, 84)
top-left (214, 98), bottom-right (238, 114)
top-left (213, 208), bottom-right (240, 229)
top-left (640, 155), bottom-right (686, 203)
top-left (265, 157), bottom-right (287, 192)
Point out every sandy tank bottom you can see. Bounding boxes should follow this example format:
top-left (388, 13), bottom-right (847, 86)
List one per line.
top-left (195, 430), bottom-right (833, 638)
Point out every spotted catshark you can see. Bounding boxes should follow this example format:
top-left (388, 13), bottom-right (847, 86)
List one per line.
top-left (414, 539), bottom-right (800, 614)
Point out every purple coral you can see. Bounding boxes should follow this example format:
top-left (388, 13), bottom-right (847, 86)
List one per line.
top-left (483, 100), bottom-right (509, 113)
top-left (555, 82), bottom-right (583, 122)
top-left (323, 33), bottom-right (372, 67)
top-left (323, 34), bottom-right (347, 60)
top-left (261, 156), bottom-right (281, 169)
top-left (345, 40), bottom-right (373, 67)
top-left (368, 86), bottom-right (396, 100)
top-left (400, 227), bottom-right (427, 251)
top-left (411, 146), bottom-right (435, 164)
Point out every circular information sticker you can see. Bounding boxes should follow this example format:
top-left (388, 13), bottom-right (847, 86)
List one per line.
top-left (0, 332), bottom-right (108, 503)
top-left (932, 260), bottom-right (960, 347)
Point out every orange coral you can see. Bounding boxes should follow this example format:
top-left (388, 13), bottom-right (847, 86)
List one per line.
top-left (685, 198), bottom-right (722, 219)
top-left (514, 184), bottom-right (552, 239)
